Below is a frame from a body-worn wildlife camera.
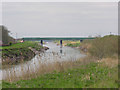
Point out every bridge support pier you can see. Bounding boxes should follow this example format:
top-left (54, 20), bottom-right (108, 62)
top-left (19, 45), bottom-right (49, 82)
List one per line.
top-left (80, 40), bottom-right (83, 42)
top-left (60, 40), bottom-right (62, 48)
top-left (41, 40), bottom-right (43, 46)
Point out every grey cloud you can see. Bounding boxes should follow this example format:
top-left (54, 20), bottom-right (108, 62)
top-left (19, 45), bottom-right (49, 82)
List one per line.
top-left (2, 2), bottom-right (118, 38)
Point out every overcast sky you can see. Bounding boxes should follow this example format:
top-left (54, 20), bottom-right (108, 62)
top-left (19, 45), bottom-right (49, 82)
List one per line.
top-left (2, 2), bottom-right (118, 38)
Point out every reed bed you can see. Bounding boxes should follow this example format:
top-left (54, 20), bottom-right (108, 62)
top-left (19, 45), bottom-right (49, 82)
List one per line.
top-left (2, 55), bottom-right (96, 82)
top-left (2, 52), bottom-right (118, 82)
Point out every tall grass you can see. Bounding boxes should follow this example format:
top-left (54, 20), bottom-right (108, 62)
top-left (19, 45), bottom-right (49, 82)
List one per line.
top-left (2, 56), bottom-right (118, 88)
top-left (64, 35), bottom-right (118, 59)
top-left (2, 56), bottom-right (94, 82)
top-left (87, 35), bottom-right (118, 59)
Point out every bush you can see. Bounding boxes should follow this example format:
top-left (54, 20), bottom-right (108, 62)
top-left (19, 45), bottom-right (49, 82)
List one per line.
top-left (88, 35), bottom-right (118, 59)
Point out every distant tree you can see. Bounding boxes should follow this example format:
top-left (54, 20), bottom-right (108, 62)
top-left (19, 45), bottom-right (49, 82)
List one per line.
top-left (0, 25), bottom-right (14, 44)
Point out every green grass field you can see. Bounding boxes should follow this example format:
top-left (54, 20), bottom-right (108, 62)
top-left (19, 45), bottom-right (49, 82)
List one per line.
top-left (2, 62), bottom-right (118, 88)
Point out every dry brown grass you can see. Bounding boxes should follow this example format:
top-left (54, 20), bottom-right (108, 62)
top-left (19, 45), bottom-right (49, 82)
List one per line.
top-left (2, 55), bottom-right (118, 83)
top-left (88, 35), bottom-right (118, 59)
top-left (2, 56), bottom-right (96, 82)
top-left (97, 58), bottom-right (118, 68)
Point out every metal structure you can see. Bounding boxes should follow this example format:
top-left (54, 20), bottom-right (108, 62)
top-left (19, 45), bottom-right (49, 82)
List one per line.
top-left (22, 37), bottom-right (95, 41)
top-left (22, 37), bottom-right (96, 47)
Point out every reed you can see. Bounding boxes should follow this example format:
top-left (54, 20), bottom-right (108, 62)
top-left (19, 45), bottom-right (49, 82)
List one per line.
top-left (2, 56), bottom-right (118, 88)
top-left (2, 56), bottom-right (95, 82)
top-left (3, 54), bottom-right (117, 82)
top-left (88, 35), bottom-right (118, 59)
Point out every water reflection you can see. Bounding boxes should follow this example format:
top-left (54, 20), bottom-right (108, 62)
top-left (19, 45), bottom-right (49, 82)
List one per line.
top-left (60, 48), bottom-right (62, 54)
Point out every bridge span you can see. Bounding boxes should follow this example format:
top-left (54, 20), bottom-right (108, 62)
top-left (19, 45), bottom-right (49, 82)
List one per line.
top-left (22, 37), bottom-right (95, 40)
top-left (22, 37), bottom-right (95, 47)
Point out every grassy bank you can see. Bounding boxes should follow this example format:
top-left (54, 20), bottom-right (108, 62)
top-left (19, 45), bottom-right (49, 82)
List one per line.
top-left (65, 35), bottom-right (118, 59)
top-left (2, 58), bottom-right (118, 88)
top-left (1, 41), bottom-right (43, 50)
top-left (2, 41), bottom-right (43, 66)
top-left (54, 40), bottom-right (81, 47)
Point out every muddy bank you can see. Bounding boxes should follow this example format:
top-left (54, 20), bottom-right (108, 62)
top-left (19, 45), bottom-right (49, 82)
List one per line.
top-left (2, 46), bottom-right (49, 65)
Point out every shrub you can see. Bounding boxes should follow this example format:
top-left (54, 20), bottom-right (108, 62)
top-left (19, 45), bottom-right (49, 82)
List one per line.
top-left (88, 35), bottom-right (118, 59)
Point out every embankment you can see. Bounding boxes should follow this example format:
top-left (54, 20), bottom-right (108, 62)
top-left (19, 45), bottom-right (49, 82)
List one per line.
top-left (1, 41), bottom-right (49, 65)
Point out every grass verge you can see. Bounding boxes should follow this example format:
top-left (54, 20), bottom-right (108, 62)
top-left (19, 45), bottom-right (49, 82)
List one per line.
top-left (2, 59), bottom-right (118, 88)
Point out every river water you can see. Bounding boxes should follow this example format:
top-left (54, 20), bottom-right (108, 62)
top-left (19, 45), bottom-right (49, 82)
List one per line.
top-left (1, 42), bottom-right (85, 80)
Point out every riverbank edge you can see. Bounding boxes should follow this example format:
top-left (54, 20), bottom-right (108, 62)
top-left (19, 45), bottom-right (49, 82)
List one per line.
top-left (1, 42), bottom-right (49, 65)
